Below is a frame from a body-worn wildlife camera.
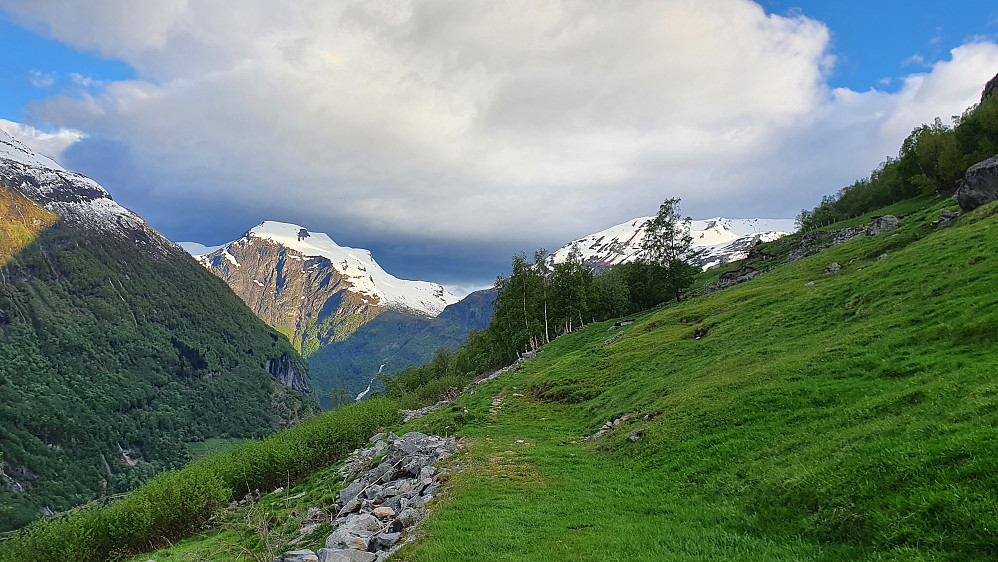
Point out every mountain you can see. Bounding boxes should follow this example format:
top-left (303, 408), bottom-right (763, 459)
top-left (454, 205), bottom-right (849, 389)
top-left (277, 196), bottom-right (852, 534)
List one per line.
top-left (307, 288), bottom-right (496, 406)
top-left (186, 221), bottom-right (459, 357)
top-left (0, 130), bottom-right (316, 530)
top-left (549, 216), bottom-right (796, 270)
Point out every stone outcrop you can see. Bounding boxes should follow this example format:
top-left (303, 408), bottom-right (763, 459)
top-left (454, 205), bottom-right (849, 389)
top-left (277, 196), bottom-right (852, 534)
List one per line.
top-left (956, 156), bottom-right (998, 211)
top-left (982, 72), bottom-right (998, 105)
top-left (867, 215), bottom-right (898, 236)
top-left (267, 354), bottom-right (312, 394)
top-left (274, 432), bottom-right (459, 562)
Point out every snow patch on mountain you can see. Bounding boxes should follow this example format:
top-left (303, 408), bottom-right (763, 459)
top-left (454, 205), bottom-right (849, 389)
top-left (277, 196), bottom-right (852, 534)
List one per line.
top-left (0, 129), bottom-right (174, 252)
top-left (0, 128), bottom-right (65, 171)
top-left (191, 221), bottom-right (459, 318)
top-left (177, 241), bottom-right (223, 256)
top-left (550, 216), bottom-right (796, 270)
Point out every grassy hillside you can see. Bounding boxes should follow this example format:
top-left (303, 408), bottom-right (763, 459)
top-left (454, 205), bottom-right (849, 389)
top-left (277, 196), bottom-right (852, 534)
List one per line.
top-left (41, 195), bottom-right (994, 562)
top-left (389, 197), bottom-right (998, 560)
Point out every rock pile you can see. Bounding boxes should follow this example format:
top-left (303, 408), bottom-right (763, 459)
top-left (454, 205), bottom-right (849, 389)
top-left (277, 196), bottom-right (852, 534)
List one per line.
top-left (274, 432), bottom-right (459, 562)
top-left (786, 228), bottom-right (864, 263)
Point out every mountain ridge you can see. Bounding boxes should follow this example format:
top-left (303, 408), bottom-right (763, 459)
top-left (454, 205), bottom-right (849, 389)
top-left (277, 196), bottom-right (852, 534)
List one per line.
top-left (549, 215), bottom-right (795, 270)
top-left (0, 129), bottom-right (316, 530)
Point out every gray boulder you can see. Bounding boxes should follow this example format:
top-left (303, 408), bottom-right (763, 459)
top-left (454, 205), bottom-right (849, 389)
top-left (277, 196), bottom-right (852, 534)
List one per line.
top-left (275, 549), bottom-right (319, 562)
top-left (317, 549), bottom-right (377, 562)
top-left (867, 215), bottom-right (898, 236)
top-left (957, 156), bottom-right (998, 211)
top-left (326, 514), bottom-right (382, 550)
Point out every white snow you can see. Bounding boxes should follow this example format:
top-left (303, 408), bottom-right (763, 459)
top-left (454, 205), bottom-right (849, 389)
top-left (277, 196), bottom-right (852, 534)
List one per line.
top-left (177, 241), bottom-right (224, 256)
top-left (218, 221), bottom-right (458, 317)
top-left (550, 216), bottom-right (796, 271)
top-left (0, 129), bottom-right (65, 171)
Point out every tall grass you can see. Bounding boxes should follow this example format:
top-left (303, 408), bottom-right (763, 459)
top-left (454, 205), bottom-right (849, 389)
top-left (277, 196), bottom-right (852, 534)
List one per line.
top-left (0, 398), bottom-right (399, 561)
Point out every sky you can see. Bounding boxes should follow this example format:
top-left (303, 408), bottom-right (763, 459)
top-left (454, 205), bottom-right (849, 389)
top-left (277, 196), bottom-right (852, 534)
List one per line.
top-left (0, 1), bottom-right (996, 295)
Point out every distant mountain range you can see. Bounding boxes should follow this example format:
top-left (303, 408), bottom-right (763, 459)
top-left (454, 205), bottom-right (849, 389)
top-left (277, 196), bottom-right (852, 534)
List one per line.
top-left (0, 129), bottom-right (315, 530)
top-left (182, 223), bottom-right (487, 402)
top-left (549, 216), bottom-right (796, 270)
top-left (181, 215), bottom-right (794, 402)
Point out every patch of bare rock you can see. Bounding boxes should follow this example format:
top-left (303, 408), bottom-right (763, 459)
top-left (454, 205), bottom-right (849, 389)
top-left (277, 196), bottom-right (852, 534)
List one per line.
top-left (274, 431), bottom-right (459, 562)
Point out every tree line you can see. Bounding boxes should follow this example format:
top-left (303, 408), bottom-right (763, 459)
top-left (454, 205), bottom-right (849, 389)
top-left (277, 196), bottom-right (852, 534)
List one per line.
top-left (797, 91), bottom-right (998, 231)
top-left (381, 198), bottom-right (700, 405)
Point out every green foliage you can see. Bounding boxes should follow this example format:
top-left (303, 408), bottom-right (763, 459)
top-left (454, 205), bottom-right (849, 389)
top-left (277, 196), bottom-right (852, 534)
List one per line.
top-left (0, 223), bottom-right (317, 531)
top-left (797, 95), bottom-right (998, 232)
top-left (382, 200), bottom-right (701, 407)
top-left (394, 198), bottom-right (998, 560)
top-left (0, 398), bottom-right (399, 561)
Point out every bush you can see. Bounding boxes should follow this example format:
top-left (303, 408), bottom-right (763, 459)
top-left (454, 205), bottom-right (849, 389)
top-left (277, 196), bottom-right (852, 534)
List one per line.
top-left (0, 398), bottom-right (399, 561)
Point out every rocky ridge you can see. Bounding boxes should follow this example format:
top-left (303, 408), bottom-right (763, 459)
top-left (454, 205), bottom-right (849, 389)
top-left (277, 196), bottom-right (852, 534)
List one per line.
top-left (274, 431), bottom-right (460, 562)
top-left (187, 221), bottom-right (458, 356)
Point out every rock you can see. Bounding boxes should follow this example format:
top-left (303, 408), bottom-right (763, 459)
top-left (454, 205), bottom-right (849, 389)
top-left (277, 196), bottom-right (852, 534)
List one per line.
top-left (867, 215), bottom-right (898, 236)
top-left (276, 549), bottom-right (319, 562)
top-left (317, 549), bottom-right (377, 562)
top-left (372, 506), bottom-right (395, 520)
top-left (394, 507), bottom-right (419, 530)
top-left (266, 355), bottom-right (311, 394)
top-left (982, 71), bottom-right (998, 104)
top-left (957, 156), bottom-right (998, 211)
top-left (825, 262), bottom-right (841, 274)
top-left (373, 532), bottom-right (401, 548)
top-left (338, 481), bottom-right (365, 505)
top-left (629, 431), bottom-right (642, 442)
top-left (934, 208), bottom-right (959, 228)
top-left (805, 281), bottom-right (815, 287)
top-left (326, 514), bottom-right (381, 550)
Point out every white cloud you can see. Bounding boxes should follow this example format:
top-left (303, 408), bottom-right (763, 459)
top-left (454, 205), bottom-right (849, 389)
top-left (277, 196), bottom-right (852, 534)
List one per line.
top-left (3, 1), bottom-right (997, 275)
top-left (28, 69), bottom-right (55, 88)
top-left (0, 119), bottom-right (86, 164)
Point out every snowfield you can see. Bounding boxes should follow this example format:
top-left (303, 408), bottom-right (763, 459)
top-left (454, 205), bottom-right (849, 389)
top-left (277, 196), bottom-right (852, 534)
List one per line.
top-left (189, 221), bottom-right (459, 318)
top-left (550, 216), bottom-right (797, 270)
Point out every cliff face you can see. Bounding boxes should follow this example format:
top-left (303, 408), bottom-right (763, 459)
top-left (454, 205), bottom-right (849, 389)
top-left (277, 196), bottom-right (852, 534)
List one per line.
top-left (266, 354), bottom-right (312, 394)
top-left (200, 236), bottom-right (385, 356)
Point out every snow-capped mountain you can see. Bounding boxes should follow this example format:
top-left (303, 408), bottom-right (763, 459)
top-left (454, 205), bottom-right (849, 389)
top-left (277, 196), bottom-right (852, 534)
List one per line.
top-left (0, 128), bottom-right (167, 246)
top-left (0, 128), bottom-right (316, 529)
top-left (184, 221), bottom-right (459, 354)
top-left (550, 216), bottom-right (796, 270)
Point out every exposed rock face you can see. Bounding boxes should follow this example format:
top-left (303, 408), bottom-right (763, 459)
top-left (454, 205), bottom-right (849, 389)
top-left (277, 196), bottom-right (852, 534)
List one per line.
top-left (956, 156), bottom-right (998, 211)
top-left (201, 236), bottom-right (384, 355)
top-left (267, 354), bottom-right (312, 394)
top-left (982, 72), bottom-right (998, 104)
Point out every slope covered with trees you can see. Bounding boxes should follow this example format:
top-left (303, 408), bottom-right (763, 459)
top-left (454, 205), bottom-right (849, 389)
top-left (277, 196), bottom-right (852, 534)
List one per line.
top-left (797, 80), bottom-right (998, 230)
top-left (0, 154), bottom-right (317, 531)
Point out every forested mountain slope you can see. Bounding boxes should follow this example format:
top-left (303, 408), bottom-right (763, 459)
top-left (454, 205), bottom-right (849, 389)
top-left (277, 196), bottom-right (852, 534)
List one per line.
top-left (0, 131), bottom-right (316, 530)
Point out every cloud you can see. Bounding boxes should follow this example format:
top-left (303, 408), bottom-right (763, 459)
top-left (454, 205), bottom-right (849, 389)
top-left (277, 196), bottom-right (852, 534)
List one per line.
top-left (0, 119), bottom-right (86, 163)
top-left (28, 69), bottom-right (56, 88)
top-left (3, 1), bottom-right (997, 285)
top-left (901, 54), bottom-right (929, 68)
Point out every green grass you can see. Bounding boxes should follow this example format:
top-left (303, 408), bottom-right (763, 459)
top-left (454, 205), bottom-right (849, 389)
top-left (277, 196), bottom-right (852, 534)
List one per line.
top-left (392, 198), bottom-right (998, 561)
top-left (12, 196), bottom-right (996, 561)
